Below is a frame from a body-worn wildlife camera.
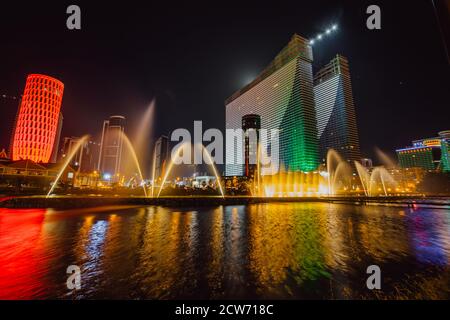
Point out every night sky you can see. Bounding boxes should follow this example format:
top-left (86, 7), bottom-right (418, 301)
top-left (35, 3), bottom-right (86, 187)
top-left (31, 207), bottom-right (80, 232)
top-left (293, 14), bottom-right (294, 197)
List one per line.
top-left (0, 0), bottom-right (449, 165)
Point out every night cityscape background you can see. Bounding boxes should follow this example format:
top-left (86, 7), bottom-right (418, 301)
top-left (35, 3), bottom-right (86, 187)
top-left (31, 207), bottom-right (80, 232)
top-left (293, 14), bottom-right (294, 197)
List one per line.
top-left (1, 0), bottom-right (449, 169)
top-left (0, 0), bottom-right (449, 303)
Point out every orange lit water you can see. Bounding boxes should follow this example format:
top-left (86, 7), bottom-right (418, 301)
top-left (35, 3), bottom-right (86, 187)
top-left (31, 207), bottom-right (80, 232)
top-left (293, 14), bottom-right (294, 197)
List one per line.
top-left (0, 202), bottom-right (449, 299)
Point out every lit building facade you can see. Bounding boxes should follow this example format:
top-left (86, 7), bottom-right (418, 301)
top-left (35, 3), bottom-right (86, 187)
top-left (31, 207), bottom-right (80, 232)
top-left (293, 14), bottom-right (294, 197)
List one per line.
top-left (396, 130), bottom-right (450, 172)
top-left (313, 54), bottom-right (361, 165)
top-left (98, 115), bottom-right (125, 180)
top-left (153, 135), bottom-right (169, 182)
top-left (11, 74), bottom-right (64, 163)
top-left (242, 114), bottom-right (261, 179)
top-left (440, 131), bottom-right (450, 173)
top-left (225, 34), bottom-right (319, 176)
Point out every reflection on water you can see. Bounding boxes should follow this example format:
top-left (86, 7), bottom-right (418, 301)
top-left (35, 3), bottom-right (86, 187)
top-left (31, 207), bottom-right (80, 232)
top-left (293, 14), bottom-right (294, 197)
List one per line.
top-left (0, 203), bottom-right (449, 299)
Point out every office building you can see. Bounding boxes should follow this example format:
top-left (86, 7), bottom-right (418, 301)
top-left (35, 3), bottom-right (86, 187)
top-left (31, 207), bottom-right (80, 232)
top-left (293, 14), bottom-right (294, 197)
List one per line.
top-left (153, 135), bottom-right (169, 182)
top-left (98, 115), bottom-right (125, 179)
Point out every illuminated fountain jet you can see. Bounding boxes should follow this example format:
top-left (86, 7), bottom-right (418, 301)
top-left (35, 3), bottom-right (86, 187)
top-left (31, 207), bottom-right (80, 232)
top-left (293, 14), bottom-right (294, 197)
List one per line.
top-left (157, 142), bottom-right (224, 198)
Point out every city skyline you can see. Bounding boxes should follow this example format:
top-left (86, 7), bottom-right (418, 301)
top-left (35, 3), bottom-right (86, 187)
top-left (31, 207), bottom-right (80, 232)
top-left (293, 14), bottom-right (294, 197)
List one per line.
top-left (0, 1), bottom-right (449, 305)
top-left (0, 1), bottom-right (449, 164)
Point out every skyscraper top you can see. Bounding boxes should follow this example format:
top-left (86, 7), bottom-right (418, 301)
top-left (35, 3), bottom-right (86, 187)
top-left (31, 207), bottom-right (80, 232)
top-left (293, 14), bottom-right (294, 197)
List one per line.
top-left (226, 34), bottom-right (312, 105)
top-left (27, 74), bottom-right (64, 88)
top-left (313, 54), bottom-right (349, 85)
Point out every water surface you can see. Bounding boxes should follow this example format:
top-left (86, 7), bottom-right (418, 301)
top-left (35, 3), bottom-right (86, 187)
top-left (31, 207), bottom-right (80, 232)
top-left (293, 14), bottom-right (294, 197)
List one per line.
top-left (0, 202), bottom-right (449, 299)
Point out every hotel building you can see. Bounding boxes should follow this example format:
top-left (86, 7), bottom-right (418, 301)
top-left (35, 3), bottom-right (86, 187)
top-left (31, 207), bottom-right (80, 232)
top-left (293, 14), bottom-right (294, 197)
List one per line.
top-left (396, 130), bottom-right (450, 172)
top-left (225, 34), bottom-right (319, 176)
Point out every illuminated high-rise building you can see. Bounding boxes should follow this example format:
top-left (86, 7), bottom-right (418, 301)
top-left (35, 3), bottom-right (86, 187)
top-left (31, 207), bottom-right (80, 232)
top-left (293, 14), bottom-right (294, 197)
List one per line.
top-left (98, 115), bottom-right (125, 179)
top-left (242, 114), bottom-right (261, 179)
top-left (396, 130), bottom-right (450, 172)
top-left (225, 34), bottom-right (319, 176)
top-left (11, 74), bottom-right (64, 163)
top-left (440, 130), bottom-right (450, 173)
top-left (153, 135), bottom-right (169, 182)
top-left (313, 54), bottom-right (361, 165)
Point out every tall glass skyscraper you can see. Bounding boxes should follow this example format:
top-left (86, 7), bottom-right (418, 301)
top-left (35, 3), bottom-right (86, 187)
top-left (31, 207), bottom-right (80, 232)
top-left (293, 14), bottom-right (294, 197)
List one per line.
top-left (225, 34), bottom-right (319, 176)
top-left (313, 54), bottom-right (361, 165)
top-left (98, 115), bottom-right (126, 180)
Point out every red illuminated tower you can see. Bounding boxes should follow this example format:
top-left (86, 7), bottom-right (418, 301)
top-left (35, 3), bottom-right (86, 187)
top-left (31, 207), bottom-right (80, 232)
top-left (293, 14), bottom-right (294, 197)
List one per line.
top-left (11, 74), bottom-right (64, 163)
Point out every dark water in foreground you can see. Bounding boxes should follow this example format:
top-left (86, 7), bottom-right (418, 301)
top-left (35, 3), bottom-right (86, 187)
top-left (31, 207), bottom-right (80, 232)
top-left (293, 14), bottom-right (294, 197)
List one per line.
top-left (0, 202), bottom-right (449, 299)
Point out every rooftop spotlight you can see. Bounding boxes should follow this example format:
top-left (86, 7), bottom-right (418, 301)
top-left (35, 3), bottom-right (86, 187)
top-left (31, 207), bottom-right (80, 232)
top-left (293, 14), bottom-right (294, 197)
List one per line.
top-left (332, 24), bottom-right (337, 30)
top-left (317, 34), bottom-right (322, 40)
top-left (309, 39), bottom-right (315, 45)
top-left (326, 29), bottom-right (331, 34)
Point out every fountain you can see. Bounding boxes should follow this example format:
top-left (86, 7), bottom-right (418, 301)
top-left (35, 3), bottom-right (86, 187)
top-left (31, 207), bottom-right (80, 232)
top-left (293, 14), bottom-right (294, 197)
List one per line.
top-left (354, 161), bottom-right (397, 196)
top-left (47, 135), bottom-right (90, 197)
top-left (157, 142), bottom-right (225, 198)
top-left (374, 147), bottom-right (397, 168)
top-left (118, 131), bottom-right (148, 197)
top-left (369, 166), bottom-right (397, 196)
top-left (247, 148), bottom-right (401, 198)
top-left (248, 145), bottom-right (329, 197)
top-left (259, 170), bottom-right (326, 197)
top-left (200, 144), bottom-right (225, 198)
top-left (157, 142), bottom-right (186, 198)
top-left (131, 100), bottom-right (155, 178)
top-left (326, 149), bottom-right (353, 196)
top-left (355, 161), bottom-right (370, 196)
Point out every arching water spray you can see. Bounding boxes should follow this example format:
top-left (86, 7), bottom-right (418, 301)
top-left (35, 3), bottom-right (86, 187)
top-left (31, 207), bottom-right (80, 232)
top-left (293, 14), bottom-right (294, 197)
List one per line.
top-left (374, 147), bottom-right (396, 168)
top-left (326, 149), bottom-right (344, 196)
top-left (200, 144), bottom-right (225, 198)
top-left (354, 161), bottom-right (370, 196)
top-left (119, 132), bottom-right (148, 197)
top-left (157, 142), bottom-right (187, 198)
top-left (369, 167), bottom-right (395, 196)
top-left (47, 135), bottom-right (90, 197)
